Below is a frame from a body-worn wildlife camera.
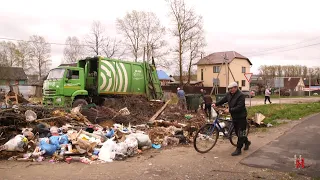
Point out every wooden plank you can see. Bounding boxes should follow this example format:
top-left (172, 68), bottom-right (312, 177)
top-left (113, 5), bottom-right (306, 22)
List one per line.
top-left (35, 116), bottom-right (63, 122)
top-left (148, 100), bottom-right (171, 123)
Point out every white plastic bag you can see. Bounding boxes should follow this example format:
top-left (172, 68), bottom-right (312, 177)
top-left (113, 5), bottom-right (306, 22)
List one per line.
top-left (25, 110), bottom-right (37, 122)
top-left (98, 138), bottom-right (116, 162)
top-left (2, 135), bottom-right (28, 152)
top-left (211, 107), bottom-right (217, 119)
top-left (124, 136), bottom-right (138, 157)
top-left (127, 133), bottom-right (152, 148)
top-left (114, 142), bottom-right (128, 155)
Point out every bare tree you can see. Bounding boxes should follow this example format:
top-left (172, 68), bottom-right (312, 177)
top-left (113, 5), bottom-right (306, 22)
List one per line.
top-left (16, 41), bottom-right (32, 72)
top-left (29, 35), bottom-right (51, 78)
top-left (141, 12), bottom-right (167, 62)
top-left (117, 11), bottom-right (168, 63)
top-left (167, 0), bottom-right (203, 85)
top-left (0, 41), bottom-right (9, 66)
top-left (85, 21), bottom-right (106, 56)
top-left (186, 21), bottom-right (206, 84)
top-left (63, 36), bottom-right (84, 63)
top-left (0, 41), bottom-right (19, 67)
top-left (116, 11), bottom-right (144, 61)
top-left (85, 21), bottom-right (125, 59)
top-left (102, 37), bottom-right (126, 59)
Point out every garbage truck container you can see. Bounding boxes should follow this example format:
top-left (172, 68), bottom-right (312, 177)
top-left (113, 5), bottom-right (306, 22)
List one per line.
top-left (215, 94), bottom-right (226, 103)
top-left (186, 94), bottom-right (201, 112)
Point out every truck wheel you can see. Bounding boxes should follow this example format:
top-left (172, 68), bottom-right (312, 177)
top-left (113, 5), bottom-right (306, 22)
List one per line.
top-left (72, 98), bottom-right (88, 108)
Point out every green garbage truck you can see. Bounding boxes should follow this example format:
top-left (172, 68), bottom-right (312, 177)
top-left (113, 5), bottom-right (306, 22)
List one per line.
top-left (42, 56), bottom-right (163, 107)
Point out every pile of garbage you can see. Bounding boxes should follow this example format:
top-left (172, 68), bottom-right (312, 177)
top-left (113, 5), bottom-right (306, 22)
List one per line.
top-left (0, 102), bottom-right (206, 164)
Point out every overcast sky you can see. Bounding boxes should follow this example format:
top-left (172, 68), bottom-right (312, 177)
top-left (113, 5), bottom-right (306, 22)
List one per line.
top-left (1, 0), bottom-right (320, 74)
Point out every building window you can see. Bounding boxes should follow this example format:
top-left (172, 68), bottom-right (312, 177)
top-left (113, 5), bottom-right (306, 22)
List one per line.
top-left (201, 69), bottom-right (204, 81)
top-left (213, 66), bottom-right (220, 73)
top-left (241, 80), bottom-right (246, 87)
top-left (242, 67), bottom-right (246, 73)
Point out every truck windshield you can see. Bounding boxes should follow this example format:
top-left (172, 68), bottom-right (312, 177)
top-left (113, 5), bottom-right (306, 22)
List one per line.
top-left (47, 68), bottom-right (65, 80)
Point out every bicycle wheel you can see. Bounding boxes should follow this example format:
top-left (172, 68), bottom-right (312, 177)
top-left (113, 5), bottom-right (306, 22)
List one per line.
top-left (229, 122), bottom-right (250, 147)
top-left (193, 124), bottom-right (219, 153)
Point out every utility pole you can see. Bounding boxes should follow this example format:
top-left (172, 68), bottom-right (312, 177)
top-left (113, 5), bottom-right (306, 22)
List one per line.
top-left (224, 53), bottom-right (229, 92)
top-left (309, 71), bottom-right (311, 96)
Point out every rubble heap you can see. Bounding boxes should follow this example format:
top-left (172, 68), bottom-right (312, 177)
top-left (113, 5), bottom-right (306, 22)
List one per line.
top-left (0, 100), bottom-right (208, 164)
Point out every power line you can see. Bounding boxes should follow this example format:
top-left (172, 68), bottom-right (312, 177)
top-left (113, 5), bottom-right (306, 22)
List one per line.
top-left (244, 36), bottom-right (320, 56)
top-left (0, 37), bottom-right (91, 47)
top-left (248, 42), bottom-right (320, 57)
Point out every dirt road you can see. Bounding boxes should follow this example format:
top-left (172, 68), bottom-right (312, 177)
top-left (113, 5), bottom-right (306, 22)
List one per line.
top-left (242, 113), bottom-right (320, 177)
top-left (246, 97), bottom-right (320, 106)
top-left (0, 118), bottom-right (313, 180)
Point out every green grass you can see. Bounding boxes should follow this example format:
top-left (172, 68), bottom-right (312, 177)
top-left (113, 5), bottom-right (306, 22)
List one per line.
top-left (247, 102), bottom-right (320, 124)
top-left (254, 95), bottom-right (317, 99)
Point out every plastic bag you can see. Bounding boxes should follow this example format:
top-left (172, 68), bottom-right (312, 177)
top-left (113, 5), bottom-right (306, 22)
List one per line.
top-left (22, 128), bottom-right (34, 140)
top-left (25, 110), bottom-right (37, 122)
top-left (40, 139), bottom-right (57, 155)
top-left (2, 135), bottom-right (28, 152)
top-left (50, 126), bottom-right (59, 134)
top-left (127, 133), bottom-right (152, 148)
top-left (124, 136), bottom-right (138, 157)
top-left (49, 135), bottom-right (69, 149)
top-left (114, 142), bottom-right (128, 155)
top-left (211, 107), bottom-right (217, 119)
top-left (98, 138), bottom-right (116, 162)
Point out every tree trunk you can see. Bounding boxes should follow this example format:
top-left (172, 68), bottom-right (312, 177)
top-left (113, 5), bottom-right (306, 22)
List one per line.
top-left (39, 60), bottom-right (42, 80)
top-left (187, 51), bottom-right (192, 85)
top-left (179, 35), bottom-right (183, 87)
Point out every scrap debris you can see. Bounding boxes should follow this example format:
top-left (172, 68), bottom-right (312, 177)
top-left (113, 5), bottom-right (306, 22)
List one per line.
top-left (0, 96), bottom-right (209, 164)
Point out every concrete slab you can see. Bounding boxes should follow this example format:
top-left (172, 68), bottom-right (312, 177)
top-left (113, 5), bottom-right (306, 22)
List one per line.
top-left (241, 113), bottom-right (320, 177)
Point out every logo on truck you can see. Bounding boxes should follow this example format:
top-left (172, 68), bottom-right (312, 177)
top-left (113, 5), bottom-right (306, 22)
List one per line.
top-left (100, 60), bottom-right (128, 92)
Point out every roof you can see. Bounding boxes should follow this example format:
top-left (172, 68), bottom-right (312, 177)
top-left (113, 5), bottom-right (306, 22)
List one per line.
top-left (157, 70), bottom-right (171, 80)
top-left (284, 77), bottom-right (303, 89)
top-left (0, 67), bottom-right (27, 80)
top-left (168, 80), bottom-right (203, 85)
top-left (172, 75), bottom-right (197, 81)
top-left (195, 51), bottom-right (252, 65)
top-left (59, 63), bottom-right (77, 67)
top-left (303, 79), bottom-right (320, 86)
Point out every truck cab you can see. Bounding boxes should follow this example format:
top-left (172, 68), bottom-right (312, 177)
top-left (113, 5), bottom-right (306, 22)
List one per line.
top-left (43, 66), bottom-right (87, 107)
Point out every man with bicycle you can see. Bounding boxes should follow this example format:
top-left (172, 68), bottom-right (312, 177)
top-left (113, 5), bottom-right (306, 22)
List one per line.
top-left (213, 82), bottom-right (251, 156)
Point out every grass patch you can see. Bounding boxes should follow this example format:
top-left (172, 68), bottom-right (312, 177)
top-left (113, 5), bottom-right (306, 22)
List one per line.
top-left (247, 102), bottom-right (320, 124)
top-left (254, 95), bottom-right (317, 99)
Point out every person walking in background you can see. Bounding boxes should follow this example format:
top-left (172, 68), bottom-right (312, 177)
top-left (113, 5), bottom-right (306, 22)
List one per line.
top-left (265, 87), bottom-right (272, 104)
top-left (203, 94), bottom-right (213, 120)
top-left (177, 87), bottom-right (187, 110)
top-left (200, 89), bottom-right (207, 110)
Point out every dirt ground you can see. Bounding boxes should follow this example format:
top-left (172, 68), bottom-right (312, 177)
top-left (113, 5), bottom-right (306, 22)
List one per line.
top-left (0, 118), bottom-right (313, 180)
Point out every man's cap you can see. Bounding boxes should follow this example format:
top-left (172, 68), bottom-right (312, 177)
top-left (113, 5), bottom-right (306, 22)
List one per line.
top-left (177, 87), bottom-right (180, 90)
top-left (228, 82), bottom-right (238, 88)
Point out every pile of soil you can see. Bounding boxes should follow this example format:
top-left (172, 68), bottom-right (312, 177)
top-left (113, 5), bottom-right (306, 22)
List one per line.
top-left (159, 104), bottom-right (206, 129)
top-left (81, 96), bottom-right (164, 126)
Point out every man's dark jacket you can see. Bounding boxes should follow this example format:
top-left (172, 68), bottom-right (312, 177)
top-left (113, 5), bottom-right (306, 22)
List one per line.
top-left (215, 90), bottom-right (247, 119)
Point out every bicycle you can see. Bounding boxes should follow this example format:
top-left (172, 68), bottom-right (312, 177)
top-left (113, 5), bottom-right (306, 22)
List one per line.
top-left (193, 108), bottom-right (250, 153)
